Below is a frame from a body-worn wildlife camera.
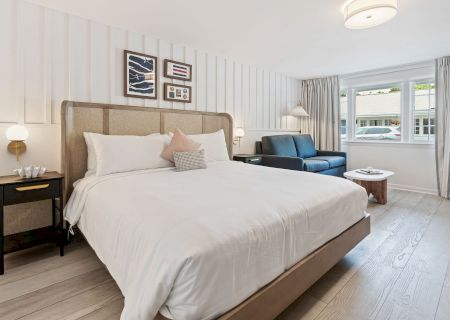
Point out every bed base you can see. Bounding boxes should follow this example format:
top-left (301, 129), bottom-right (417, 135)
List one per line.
top-left (157, 214), bottom-right (370, 320)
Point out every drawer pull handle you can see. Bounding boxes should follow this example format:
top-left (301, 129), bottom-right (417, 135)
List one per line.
top-left (16, 184), bottom-right (50, 192)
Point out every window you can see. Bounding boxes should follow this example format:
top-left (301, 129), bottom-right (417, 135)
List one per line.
top-left (413, 81), bottom-right (435, 142)
top-left (415, 118), bottom-right (420, 135)
top-left (355, 85), bottom-right (401, 140)
top-left (340, 90), bottom-right (347, 139)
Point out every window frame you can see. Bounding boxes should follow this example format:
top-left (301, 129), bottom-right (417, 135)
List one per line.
top-left (341, 77), bottom-right (435, 145)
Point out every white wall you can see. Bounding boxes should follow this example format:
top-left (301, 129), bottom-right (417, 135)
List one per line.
top-left (343, 142), bottom-right (437, 194)
top-left (0, 0), bottom-right (301, 176)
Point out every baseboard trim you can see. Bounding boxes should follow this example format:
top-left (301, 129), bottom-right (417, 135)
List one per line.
top-left (388, 183), bottom-right (438, 195)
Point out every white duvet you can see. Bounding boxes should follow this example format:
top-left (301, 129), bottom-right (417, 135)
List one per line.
top-left (64, 161), bottom-right (367, 320)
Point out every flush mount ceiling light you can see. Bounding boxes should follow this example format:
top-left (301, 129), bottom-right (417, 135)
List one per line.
top-left (344, 0), bottom-right (398, 29)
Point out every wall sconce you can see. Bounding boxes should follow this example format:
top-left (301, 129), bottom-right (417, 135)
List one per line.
top-left (6, 124), bottom-right (29, 162)
top-left (290, 105), bottom-right (309, 134)
top-left (233, 127), bottom-right (245, 147)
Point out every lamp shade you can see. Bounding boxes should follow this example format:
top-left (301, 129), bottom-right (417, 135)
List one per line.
top-left (235, 127), bottom-right (245, 138)
top-left (290, 106), bottom-right (309, 117)
top-left (344, 0), bottom-right (398, 30)
top-left (6, 124), bottom-right (29, 141)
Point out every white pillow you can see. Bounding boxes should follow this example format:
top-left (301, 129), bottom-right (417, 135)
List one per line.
top-left (83, 132), bottom-right (97, 177)
top-left (88, 133), bottom-right (172, 176)
top-left (188, 130), bottom-right (230, 162)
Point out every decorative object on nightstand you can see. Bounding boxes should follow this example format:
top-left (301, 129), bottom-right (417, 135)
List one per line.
top-left (290, 105), bottom-right (309, 134)
top-left (233, 154), bottom-right (262, 165)
top-left (0, 172), bottom-right (65, 275)
top-left (344, 168), bottom-right (394, 204)
top-left (233, 128), bottom-right (245, 147)
top-left (6, 124), bottom-right (29, 162)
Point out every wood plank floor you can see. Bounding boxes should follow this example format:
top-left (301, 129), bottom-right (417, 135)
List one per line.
top-left (2, 190), bottom-right (449, 320)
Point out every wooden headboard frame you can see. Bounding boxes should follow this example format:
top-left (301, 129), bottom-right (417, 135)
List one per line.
top-left (61, 101), bottom-right (233, 201)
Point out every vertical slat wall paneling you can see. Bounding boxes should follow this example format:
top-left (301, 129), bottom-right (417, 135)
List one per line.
top-left (158, 40), bottom-right (172, 109)
top-left (0, 0), bottom-right (18, 123)
top-left (263, 70), bottom-right (270, 129)
top-left (0, 0), bottom-right (302, 136)
top-left (172, 43), bottom-right (185, 110)
top-left (127, 31), bottom-right (145, 107)
top-left (196, 51), bottom-right (207, 111)
top-left (43, 9), bottom-right (52, 124)
top-left (109, 27), bottom-right (127, 105)
top-left (90, 21), bottom-right (109, 103)
top-left (234, 63), bottom-right (242, 127)
top-left (281, 75), bottom-right (287, 129)
top-left (68, 15), bottom-right (90, 102)
top-left (23, 3), bottom-right (45, 124)
top-left (276, 73), bottom-right (282, 129)
top-left (48, 9), bottom-right (68, 124)
top-left (225, 59), bottom-right (234, 117)
top-left (143, 35), bottom-right (158, 108)
top-left (255, 68), bottom-right (264, 129)
top-left (206, 54), bottom-right (217, 113)
top-left (216, 56), bottom-right (226, 113)
top-left (269, 72), bottom-right (276, 129)
top-left (248, 66), bottom-right (258, 128)
top-left (242, 64), bottom-right (250, 128)
top-left (184, 47), bottom-right (196, 110)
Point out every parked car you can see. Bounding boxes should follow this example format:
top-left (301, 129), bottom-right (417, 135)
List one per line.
top-left (355, 126), bottom-right (401, 140)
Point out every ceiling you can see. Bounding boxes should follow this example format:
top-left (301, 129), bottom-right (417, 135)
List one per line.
top-left (27, 0), bottom-right (450, 79)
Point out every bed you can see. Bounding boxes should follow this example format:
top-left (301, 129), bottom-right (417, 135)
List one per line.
top-left (62, 101), bottom-right (370, 320)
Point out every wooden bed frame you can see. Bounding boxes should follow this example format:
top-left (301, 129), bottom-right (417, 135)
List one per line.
top-left (61, 101), bottom-right (370, 320)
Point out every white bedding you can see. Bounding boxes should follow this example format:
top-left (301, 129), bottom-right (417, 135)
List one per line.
top-left (64, 161), bottom-right (367, 320)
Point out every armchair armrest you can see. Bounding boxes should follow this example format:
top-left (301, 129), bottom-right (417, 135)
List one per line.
top-left (260, 155), bottom-right (304, 171)
top-left (316, 150), bottom-right (347, 158)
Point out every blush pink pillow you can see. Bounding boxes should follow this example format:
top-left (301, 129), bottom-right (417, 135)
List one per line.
top-left (161, 128), bottom-right (201, 162)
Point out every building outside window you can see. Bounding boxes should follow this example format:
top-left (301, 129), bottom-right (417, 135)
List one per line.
top-left (413, 81), bottom-right (435, 142)
top-left (340, 90), bottom-right (348, 139)
top-left (354, 85), bottom-right (401, 140)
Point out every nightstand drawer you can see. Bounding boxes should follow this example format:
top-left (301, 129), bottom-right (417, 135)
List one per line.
top-left (3, 180), bottom-right (61, 205)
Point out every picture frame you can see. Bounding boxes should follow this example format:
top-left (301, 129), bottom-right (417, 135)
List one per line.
top-left (124, 50), bottom-right (157, 99)
top-left (164, 59), bottom-right (192, 81)
top-left (164, 83), bottom-right (192, 103)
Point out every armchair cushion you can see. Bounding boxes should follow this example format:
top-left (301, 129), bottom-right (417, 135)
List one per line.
top-left (307, 156), bottom-right (345, 169)
top-left (261, 155), bottom-right (304, 171)
top-left (303, 159), bottom-right (330, 172)
top-left (261, 135), bottom-right (297, 157)
top-left (293, 135), bottom-right (317, 158)
top-left (316, 150), bottom-right (347, 158)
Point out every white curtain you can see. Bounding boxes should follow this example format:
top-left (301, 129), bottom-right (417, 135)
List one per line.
top-left (300, 76), bottom-right (340, 151)
top-left (435, 57), bottom-right (450, 198)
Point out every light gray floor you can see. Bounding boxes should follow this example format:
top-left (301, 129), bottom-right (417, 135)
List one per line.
top-left (1, 190), bottom-right (449, 320)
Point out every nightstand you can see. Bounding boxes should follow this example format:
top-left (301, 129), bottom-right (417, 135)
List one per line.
top-left (0, 172), bottom-right (64, 275)
top-left (233, 154), bottom-right (263, 165)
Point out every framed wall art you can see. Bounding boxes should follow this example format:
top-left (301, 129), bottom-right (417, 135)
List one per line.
top-left (124, 50), bottom-right (157, 99)
top-left (164, 59), bottom-right (192, 81)
top-left (164, 83), bottom-right (192, 103)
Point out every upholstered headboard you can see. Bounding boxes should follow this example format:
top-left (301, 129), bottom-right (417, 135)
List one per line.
top-left (61, 101), bottom-right (233, 200)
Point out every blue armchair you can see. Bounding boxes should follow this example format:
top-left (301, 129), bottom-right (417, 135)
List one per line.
top-left (255, 134), bottom-right (346, 177)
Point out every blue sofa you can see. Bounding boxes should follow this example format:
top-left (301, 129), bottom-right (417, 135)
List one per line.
top-left (255, 134), bottom-right (346, 177)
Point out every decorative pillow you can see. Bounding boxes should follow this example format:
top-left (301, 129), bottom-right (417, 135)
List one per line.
top-left (161, 128), bottom-right (201, 162)
top-left (173, 149), bottom-right (207, 172)
top-left (188, 129), bottom-right (229, 162)
top-left (89, 133), bottom-right (173, 176)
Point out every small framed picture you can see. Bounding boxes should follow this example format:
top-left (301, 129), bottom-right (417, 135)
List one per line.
top-left (124, 50), bottom-right (157, 99)
top-left (164, 83), bottom-right (192, 103)
top-left (164, 59), bottom-right (192, 81)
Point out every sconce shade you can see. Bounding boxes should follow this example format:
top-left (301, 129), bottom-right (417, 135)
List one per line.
top-left (235, 127), bottom-right (245, 138)
top-left (6, 124), bottom-right (29, 141)
top-left (290, 106), bottom-right (309, 117)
